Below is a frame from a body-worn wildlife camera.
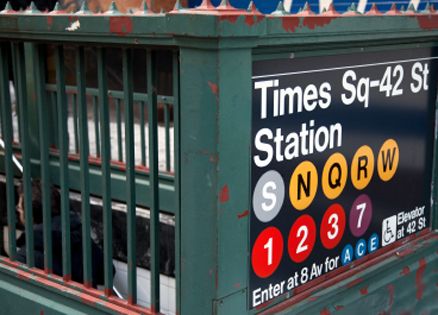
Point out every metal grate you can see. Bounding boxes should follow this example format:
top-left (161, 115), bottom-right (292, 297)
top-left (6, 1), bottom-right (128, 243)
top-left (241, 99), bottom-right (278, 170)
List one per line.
top-left (0, 41), bottom-right (180, 314)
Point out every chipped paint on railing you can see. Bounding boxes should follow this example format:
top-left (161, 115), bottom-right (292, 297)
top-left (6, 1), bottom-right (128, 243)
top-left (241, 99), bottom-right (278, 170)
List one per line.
top-left (1, 0), bottom-right (438, 38)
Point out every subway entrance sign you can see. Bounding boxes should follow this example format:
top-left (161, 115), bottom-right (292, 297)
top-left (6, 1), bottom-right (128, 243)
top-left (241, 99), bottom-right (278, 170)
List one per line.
top-left (250, 48), bottom-right (437, 309)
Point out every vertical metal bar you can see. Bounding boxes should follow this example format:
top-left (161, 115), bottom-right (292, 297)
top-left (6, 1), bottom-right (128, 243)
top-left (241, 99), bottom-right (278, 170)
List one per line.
top-left (140, 101), bottom-right (146, 166)
top-left (97, 47), bottom-right (113, 296)
top-left (147, 49), bottom-right (160, 312)
top-left (93, 96), bottom-right (100, 157)
top-left (50, 91), bottom-right (59, 148)
top-left (0, 43), bottom-right (16, 259)
top-left (10, 44), bottom-right (21, 143)
top-left (164, 103), bottom-right (170, 172)
top-left (72, 94), bottom-right (79, 153)
top-left (123, 48), bottom-right (137, 305)
top-left (55, 45), bottom-right (72, 281)
top-left (34, 44), bottom-right (52, 273)
top-left (76, 47), bottom-right (92, 287)
top-left (172, 50), bottom-right (181, 315)
top-left (13, 42), bottom-right (34, 267)
top-left (116, 98), bottom-right (123, 162)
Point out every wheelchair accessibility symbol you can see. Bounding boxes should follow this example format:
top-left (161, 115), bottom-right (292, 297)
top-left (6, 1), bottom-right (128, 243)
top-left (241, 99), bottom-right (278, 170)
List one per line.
top-left (382, 215), bottom-right (397, 246)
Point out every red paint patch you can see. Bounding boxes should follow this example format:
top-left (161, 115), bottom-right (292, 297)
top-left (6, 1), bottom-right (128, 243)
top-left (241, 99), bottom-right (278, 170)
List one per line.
top-left (219, 15), bottom-right (239, 24)
top-left (237, 210), bottom-right (249, 219)
top-left (47, 16), bottom-right (53, 28)
top-left (244, 15), bottom-right (264, 26)
top-left (360, 286), bottom-right (368, 295)
top-left (302, 16), bottom-right (337, 30)
top-left (335, 305), bottom-right (344, 310)
top-left (387, 284), bottom-right (395, 310)
top-left (40, 310), bottom-right (44, 315)
top-left (281, 17), bottom-right (300, 32)
top-left (396, 247), bottom-right (414, 257)
top-left (208, 81), bottom-right (218, 95)
top-left (79, 292), bottom-right (95, 306)
top-left (415, 258), bottom-right (427, 300)
top-left (417, 15), bottom-right (438, 30)
top-left (245, 16), bottom-right (256, 26)
top-left (104, 287), bottom-right (112, 297)
top-left (320, 307), bottom-right (331, 315)
top-left (109, 17), bottom-right (133, 36)
top-left (17, 270), bottom-right (28, 280)
top-left (401, 266), bottom-right (410, 276)
top-left (234, 282), bottom-right (241, 289)
top-left (43, 268), bottom-right (52, 274)
top-left (308, 295), bottom-right (319, 301)
top-left (219, 185), bottom-right (229, 203)
top-left (345, 277), bottom-right (364, 288)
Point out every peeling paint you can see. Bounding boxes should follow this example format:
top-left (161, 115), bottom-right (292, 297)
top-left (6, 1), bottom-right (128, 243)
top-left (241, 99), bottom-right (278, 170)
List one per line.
top-left (219, 185), bottom-right (229, 203)
top-left (320, 307), bottom-right (331, 315)
top-left (208, 81), bottom-right (218, 95)
top-left (396, 247), bottom-right (414, 257)
top-left (109, 17), bottom-right (133, 36)
top-left (104, 287), bottom-right (113, 297)
top-left (237, 210), bottom-right (249, 219)
top-left (308, 295), bottom-right (319, 301)
top-left (415, 258), bottom-right (427, 300)
top-left (401, 266), bottom-right (410, 276)
top-left (219, 15), bottom-right (239, 24)
top-left (302, 16), bottom-right (337, 30)
top-left (335, 305), bottom-right (344, 310)
top-left (245, 15), bottom-right (264, 26)
top-left (65, 20), bottom-right (80, 31)
top-left (345, 277), bottom-right (364, 288)
top-left (359, 286), bottom-right (368, 295)
top-left (417, 15), bottom-right (438, 30)
top-left (47, 16), bottom-right (53, 28)
top-left (281, 17), bottom-right (300, 32)
top-left (387, 284), bottom-right (395, 313)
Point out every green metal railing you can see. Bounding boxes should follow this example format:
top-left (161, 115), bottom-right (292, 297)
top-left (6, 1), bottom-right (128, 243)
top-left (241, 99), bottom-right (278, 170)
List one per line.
top-left (44, 84), bottom-right (174, 173)
top-left (0, 39), bottom-right (180, 314)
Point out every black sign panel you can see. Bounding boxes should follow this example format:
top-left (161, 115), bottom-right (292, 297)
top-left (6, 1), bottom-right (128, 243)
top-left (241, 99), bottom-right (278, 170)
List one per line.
top-left (250, 48), bottom-right (437, 308)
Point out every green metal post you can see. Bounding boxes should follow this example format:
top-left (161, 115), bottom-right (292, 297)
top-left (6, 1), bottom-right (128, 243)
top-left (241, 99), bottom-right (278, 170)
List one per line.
top-left (97, 47), bottom-right (113, 296)
top-left (178, 45), bottom-right (252, 314)
top-left (0, 43), bottom-right (16, 260)
top-left (123, 48), bottom-right (137, 304)
top-left (13, 42), bottom-right (34, 267)
top-left (76, 46), bottom-right (92, 287)
top-left (172, 50), bottom-right (181, 315)
top-left (24, 43), bottom-right (42, 168)
top-left (34, 44), bottom-right (52, 273)
top-left (55, 45), bottom-right (71, 280)
top-left (147, 49), bottom-right (160, 312)
top-left (178, 46), bottom-right (219, 315)
top-left (215, 48), bottom-right (252, 314)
